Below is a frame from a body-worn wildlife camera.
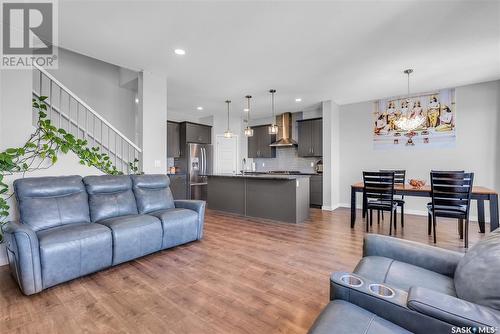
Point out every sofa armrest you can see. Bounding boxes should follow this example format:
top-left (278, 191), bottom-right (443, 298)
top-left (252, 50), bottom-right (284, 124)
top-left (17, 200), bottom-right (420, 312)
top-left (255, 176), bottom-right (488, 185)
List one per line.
top-left (174, 200), bottom-right (206, 239)
top-left (407, 287), bottom-right (500, 328)
top-left (2, 221), bottom-right (43, 295)
top-left (363, 234), bottom-right (463, 277)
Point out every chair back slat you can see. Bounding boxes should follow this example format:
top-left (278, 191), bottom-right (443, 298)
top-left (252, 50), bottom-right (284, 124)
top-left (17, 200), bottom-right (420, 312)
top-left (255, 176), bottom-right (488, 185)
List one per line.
top-left (380, 169), bottom-right (406, 184)
top-left (430, 171), bottom-right (474, 216)
top-left (363, 171), bottom-right (395, 204)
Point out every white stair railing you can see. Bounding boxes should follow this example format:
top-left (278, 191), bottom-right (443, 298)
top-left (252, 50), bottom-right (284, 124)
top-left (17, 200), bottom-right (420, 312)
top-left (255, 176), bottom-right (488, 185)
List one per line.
top-left (32, 64), bottom-right (142, 174)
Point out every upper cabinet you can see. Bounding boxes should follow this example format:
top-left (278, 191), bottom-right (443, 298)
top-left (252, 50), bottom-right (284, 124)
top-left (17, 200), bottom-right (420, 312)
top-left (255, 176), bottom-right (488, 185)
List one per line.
top-left (247, 125), bottom-right (277, 158)
top-left (180, 122), bottom-right (212, 145)
top-left (297, 118), bottom-right (322, 157)
top-left (167, 121), bottom-right (181, 158)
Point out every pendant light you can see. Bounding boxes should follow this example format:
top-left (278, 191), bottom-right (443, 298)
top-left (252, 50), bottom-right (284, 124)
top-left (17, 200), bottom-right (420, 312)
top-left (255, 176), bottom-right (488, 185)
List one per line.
top-left (395, 68), bottom-right (425, 131)
top-left (268, 89), bottom-right (278, 135)
top-left (244, 95), bottom-right (254, 137)
top-left (224, 100), bottom-right (233, 138)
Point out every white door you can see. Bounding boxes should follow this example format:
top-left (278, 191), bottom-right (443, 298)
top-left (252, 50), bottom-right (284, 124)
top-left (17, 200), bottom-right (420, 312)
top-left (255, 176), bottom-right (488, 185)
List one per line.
top-left (215, 135), bottom-right (238, 174)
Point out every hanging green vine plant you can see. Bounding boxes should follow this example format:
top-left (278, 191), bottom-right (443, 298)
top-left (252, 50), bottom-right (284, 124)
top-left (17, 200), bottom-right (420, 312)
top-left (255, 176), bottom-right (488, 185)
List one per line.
top-left (0, 95), bottom-right (139, 242)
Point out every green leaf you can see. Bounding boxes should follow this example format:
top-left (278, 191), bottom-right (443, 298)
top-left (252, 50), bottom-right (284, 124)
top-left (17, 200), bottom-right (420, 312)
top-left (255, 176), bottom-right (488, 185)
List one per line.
top-left (57, 128), bottom-right (67, 134)
top-left (39, 96), bottom-right (48, 101)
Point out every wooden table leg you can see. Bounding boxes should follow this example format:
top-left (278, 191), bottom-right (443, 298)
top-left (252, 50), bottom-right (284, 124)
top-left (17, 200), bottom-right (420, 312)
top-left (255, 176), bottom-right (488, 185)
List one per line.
top-left (351, 187), bottom-right (356, 228)
top-left (490, 194), bottom-right (499, 232)
top-left (477, 199), bottom-right (485, 233)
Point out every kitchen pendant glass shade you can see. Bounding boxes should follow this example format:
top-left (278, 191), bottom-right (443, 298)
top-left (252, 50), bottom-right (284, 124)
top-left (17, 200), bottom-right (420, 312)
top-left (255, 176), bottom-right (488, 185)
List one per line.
top-left (244, 127), bottom-right (254, 137)
top-left (268, 124), bottom-right (278, 134)
top-left (224, 100), bottom-right (233, 138)
top-left (244, 95), bottom-right (253, 137)
top-left (268, 89), bottom-right (278, 135)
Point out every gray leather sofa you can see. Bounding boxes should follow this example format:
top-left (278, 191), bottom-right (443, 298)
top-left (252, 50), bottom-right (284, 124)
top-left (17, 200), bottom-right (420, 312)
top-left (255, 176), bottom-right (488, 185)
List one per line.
top-left (324, 233), bottom-right (500, 333)
top-left (2, 174), bottom-right (205, 295)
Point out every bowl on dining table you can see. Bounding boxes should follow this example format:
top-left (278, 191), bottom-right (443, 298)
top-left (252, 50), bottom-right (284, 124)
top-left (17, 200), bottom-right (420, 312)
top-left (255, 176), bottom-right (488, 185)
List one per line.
top-left (409, 179), bottom-right (426, 189)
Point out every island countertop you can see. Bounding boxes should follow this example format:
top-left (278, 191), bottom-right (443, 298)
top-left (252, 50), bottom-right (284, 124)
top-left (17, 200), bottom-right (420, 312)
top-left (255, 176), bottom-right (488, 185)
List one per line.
top-left (205, 173), bottom-right (310, 180)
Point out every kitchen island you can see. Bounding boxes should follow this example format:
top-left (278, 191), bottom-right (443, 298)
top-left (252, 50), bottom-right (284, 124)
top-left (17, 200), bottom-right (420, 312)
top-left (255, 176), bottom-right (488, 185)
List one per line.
top-left (206, 174), bottom-right (310, 223)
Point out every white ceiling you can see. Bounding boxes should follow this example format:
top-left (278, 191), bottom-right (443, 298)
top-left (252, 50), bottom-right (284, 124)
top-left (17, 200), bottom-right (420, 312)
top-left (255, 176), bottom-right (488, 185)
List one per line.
top-left (57, 0), bottom-right (500, 119)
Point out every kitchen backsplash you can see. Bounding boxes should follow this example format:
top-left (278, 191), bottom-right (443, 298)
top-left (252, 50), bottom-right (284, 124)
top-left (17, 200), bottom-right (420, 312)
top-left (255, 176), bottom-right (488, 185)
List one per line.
top-left (253, 147), bottom-right (320, 173)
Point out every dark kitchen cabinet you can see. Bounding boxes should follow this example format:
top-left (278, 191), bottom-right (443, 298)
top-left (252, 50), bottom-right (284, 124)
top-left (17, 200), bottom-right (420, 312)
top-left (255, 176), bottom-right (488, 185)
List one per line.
top-left (298, 118), bottom-right (322, 157)
top-left (180, 122), bottom-right (212, 145)
top-left (167, 121), bottom-right (181, 158)
top-left (169, 174), bottom-right (187, 200)
top-left (310, 174), bottom-right (323, 207)
top-left (247, 125), bottom-right (276, 158)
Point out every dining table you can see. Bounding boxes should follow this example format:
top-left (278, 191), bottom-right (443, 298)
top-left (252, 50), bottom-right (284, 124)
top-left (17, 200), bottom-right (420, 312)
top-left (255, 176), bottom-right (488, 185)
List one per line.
top-left (350, 182), bottom-right (499, 232)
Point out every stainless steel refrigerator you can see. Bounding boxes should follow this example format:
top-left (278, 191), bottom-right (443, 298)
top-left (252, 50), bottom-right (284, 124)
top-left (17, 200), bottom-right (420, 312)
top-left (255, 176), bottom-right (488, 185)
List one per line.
top-left (177, 143), bottom-right (213, 201)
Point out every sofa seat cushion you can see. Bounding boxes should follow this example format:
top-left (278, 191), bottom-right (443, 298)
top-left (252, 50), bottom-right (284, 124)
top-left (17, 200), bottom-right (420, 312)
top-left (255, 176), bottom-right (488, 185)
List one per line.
top-left (149, 208), bottom-right (199, 249)
top-left (308, 300), bottom-right (411, 334)
top-left (97, 214), bottom-right (163, 265)
top-left (354, 256), bottom-right (456, 296)
top-left (37, 223), bottom-right (112, 289)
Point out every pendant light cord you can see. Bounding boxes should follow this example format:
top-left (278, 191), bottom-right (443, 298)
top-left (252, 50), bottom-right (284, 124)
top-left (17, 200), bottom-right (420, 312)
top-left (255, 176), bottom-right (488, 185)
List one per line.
top-left (245, 95), bottom-right (252, 125)
top-left (225, 100), bottom-right (231, 130)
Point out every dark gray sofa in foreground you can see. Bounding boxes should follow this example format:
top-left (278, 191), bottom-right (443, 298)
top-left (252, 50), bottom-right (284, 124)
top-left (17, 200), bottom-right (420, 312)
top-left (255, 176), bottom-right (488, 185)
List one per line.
top-left (2, 174), bottom-right (205, 295)
top-left (310, 232), bottom-right (500, 333)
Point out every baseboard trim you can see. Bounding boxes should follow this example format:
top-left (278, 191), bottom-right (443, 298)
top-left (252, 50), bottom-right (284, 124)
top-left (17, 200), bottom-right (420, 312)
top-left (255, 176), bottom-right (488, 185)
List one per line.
top-left (322, 204), bottom-right (340, 211)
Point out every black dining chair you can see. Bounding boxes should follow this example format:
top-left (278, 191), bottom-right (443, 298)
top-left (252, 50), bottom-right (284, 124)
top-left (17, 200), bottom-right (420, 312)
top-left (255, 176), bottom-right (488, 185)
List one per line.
top-left (428, 171), bottom-right (474, 248)
top-left (363, 171), bottom-right (398, 235)
top-left (379, 169), bottom-right (406, 228)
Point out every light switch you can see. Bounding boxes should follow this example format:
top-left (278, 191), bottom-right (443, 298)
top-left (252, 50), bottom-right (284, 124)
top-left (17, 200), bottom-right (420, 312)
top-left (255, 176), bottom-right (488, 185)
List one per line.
top-left (262, 162), bottom-right (265, 167)
top-left (154, 160), bottom-right (161, 168)
top-left (310, 162), bottom-right (314, 167)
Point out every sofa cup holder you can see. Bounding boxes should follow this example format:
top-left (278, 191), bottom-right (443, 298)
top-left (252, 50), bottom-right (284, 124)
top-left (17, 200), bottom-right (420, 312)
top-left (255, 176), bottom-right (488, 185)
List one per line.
top-left (368, 283), bottom-right (395, 298)
top-left (340, 274), bottom-right (364, 287)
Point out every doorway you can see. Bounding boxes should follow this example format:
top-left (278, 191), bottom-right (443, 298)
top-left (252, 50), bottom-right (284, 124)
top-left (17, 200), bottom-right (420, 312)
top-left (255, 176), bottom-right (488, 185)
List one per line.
top-left (215, 134), bottom-right (239, 174)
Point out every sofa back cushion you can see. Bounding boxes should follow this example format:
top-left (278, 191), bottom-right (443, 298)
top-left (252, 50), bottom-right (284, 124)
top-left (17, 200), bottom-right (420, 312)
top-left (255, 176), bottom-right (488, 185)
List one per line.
top-left (14, 176), bottom-right (90, 231)
top-left (131, 174), bottom-right (175, 214)
top-left (454, 230), bottom-right (500, 310)
top-left (83, 175), bottom-right (138, 222)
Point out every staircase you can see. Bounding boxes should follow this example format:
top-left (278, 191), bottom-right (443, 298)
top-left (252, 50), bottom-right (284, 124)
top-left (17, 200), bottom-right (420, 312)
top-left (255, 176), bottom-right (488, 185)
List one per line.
top-left (32, 64), bottom-right (142, 174)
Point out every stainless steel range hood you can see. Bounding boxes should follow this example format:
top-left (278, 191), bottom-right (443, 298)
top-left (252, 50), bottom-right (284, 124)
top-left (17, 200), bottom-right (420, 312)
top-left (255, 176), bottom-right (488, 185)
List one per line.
top-left (270, 112), bottom-right (298, 147)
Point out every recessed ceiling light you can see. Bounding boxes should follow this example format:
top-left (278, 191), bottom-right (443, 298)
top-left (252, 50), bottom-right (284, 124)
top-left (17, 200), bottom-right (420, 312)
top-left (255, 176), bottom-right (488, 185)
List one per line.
top-left (196, 106), bottom-right (203, 111)
top-left (295, 98), bottom-right (302, 102)
top-left (174, 49), bottom-right (186, 55)
top-left (134, 97), bottom-right (139, 104)
top-left (243, 108), bottom-right (249, 112)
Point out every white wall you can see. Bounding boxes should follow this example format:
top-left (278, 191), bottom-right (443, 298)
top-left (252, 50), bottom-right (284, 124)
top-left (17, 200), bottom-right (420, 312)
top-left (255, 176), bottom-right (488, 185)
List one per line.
top-left (139, 72), bottom-right (168, 174)
top-left (168, 110), bottom-right (203, 124)
top-left (48, 48), bottom-right (138, 144)
top-left (338, 80), bottom-right (500, 219)
top-left (322, 100), bottom-right (340, 210)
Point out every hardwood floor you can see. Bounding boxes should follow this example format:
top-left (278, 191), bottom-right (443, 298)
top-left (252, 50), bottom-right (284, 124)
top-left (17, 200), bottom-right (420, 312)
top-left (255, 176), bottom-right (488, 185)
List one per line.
top-left (0, 208), bottom-right (488, 334)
